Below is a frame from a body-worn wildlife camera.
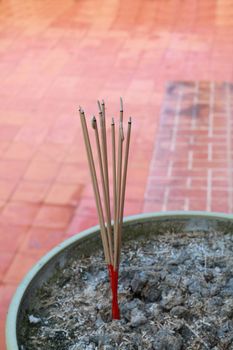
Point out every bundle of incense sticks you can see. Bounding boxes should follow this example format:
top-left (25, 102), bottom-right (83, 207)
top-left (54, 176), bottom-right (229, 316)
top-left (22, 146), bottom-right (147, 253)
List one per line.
top-left (79, 98), bottom-right (132, 320)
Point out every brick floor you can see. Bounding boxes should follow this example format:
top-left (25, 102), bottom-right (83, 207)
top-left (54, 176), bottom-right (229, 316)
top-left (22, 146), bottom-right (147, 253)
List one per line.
top-left (144, 82), bottom-right (233, 213)
top-left (1, 0), bottom-right (233, 347)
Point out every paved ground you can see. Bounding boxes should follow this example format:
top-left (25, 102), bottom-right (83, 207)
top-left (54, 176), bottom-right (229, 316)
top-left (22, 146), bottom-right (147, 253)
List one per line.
top-left (1, 0), bottom-right (233, 347)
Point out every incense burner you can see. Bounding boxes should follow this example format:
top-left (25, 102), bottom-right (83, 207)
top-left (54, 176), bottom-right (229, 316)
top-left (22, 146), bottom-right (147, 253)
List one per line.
top-left (6, 211), bottom-right (233, 349)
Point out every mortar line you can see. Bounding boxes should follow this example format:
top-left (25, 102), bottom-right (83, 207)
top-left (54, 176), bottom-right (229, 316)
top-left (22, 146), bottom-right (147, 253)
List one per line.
top-left (188, 150), bottom-right (193, 170)
top-left (162, 187), bottom-right (169, 211)
top-left (184, 198), bottom-right (189, 211)
top-left (167, 160), bottom-right (173, 177)
top-left (186, 177), bottom-right (191, 188)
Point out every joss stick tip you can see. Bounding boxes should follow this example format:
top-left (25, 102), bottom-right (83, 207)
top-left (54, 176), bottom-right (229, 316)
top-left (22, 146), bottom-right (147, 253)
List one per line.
top-left (120, 97), bottom-right (123, 112)
top-left (97, 100), bottom-right (102, 112)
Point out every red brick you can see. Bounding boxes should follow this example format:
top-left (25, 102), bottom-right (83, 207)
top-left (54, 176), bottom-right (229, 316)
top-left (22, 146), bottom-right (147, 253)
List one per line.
top-left (12, 181), bottom-right (50, 203)
top-left (123, 199), bottom-right (143, 216)
top-left (1, 202), bottom-right (40, 226)
top-left (212, 179), bottom-right (228, 188)
top-left (23, 160), bottom-right (60, 182)
top-left (166, 200), bottom-right (185, 211)
top-left (0, 253), bottom-right (14, 281)
top-left (172, 168), bottom-right (208, 178)
top-left (3, 253), bottom-right (43, 284)
top-left (190, 178), bottom-right (207, 188)
top-left (211, 189), bottom-right (229, 200)
top-left (193, 152), bottom-right (209, 161)
top-left (2, 142), bottom-right (36, 160)
top-left (57, 164), bottom-right (89, 184)
top-left (66, 215), bottom-right (99, 236)
top-left (212, 170), bottom-right (229, 179)
top-left (0, 319), bottom-right (6, 350)
top-left (20, 227), bottom-right (65, 252)
top-left (125, 183), bottom-right (147, 201)
top-left (211, 201), bottom-right (229, 213)
top-left (143, 201), bottom-right (163, 213)
top-left (169, 188), bottom-right (207, 200)
top-left (34, 143), bottom-right (69, 162)
top-left (0, 141), bottom-right (10, 156)
top-left (0, 223), bottom-right (28, 255)
top-left (188, 199), bottom-right (207, 211)
top-left (0, 124), bottom-right (19, 141)
top-left (145, 186), bottom-right (166, 200)
top-left (193, 160), bottom-right (228, 169)
top-left (0, 160), bottom-right (28, 181)
top-left (0, 180), bottom-right (17, 201)
top-left (45, 183), bottom-right (83, 206)
top-left (33, 205), bottom-right (74, 229)
top-left (15, 123), bottom-right (48, 144)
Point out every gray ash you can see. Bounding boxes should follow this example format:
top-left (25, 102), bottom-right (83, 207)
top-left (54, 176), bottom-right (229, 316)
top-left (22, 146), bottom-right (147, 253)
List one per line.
top-left (20, 230), bottom-right (233, 349)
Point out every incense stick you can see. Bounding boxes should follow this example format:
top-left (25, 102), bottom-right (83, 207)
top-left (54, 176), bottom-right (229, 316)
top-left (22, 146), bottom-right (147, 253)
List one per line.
top-left (113, 98), bottom-right (125, 269)
top-left (111, 118), bottom-right (117, 225)
top-left (101, 100), bottom-right (109, 192)
top-left (118, 117), bottom-right (132, 264)
top-left (79, 109), bottom-right (110, 264)
top-left (120, 97), bottom-right (123, 123)
top-left (99, 101), bottom-right (112, 245)
top-left (79, 99), bottom-right (131, 320)
top-left (92, 116), bottom-right (113, 265)
top-left (120, 117), bottom-right (132, 220)
top-left (97, 100), bottom-right (102, 113)
top-left (114, 119), bottom-right (124, 270)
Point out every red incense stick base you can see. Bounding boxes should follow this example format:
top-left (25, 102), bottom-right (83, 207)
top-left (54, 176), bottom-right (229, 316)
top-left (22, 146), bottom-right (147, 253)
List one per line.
top-left (108, 264), bottom-right (120, 320)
